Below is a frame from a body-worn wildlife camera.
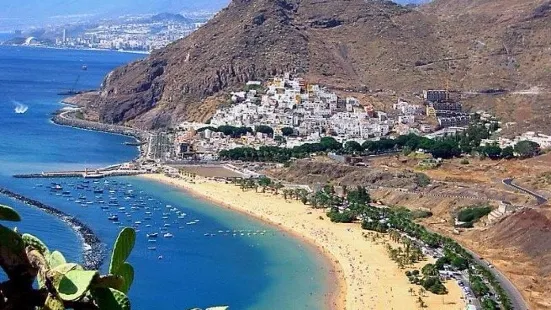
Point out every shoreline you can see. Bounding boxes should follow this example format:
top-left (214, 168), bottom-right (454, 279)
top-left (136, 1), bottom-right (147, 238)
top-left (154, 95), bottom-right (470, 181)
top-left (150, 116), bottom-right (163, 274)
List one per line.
top-left (141, 174), bottom-right (346, 310)
top-left (140, 173), bottom-right (467, 310)
top-left (0, 187), bottom-right (105, 270)
top-left (51, 108), bottom-right (149, 161)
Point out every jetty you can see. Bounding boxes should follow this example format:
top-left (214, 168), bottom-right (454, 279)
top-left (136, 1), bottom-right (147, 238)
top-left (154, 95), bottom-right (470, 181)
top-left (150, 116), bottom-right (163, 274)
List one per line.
top-left (14, 167), bottom-right (146, 179)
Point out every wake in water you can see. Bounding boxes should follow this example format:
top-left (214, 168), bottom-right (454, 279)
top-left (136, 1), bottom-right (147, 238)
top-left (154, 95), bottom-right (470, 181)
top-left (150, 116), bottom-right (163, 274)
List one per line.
top-left (13, 100), bottom-right (29, 114)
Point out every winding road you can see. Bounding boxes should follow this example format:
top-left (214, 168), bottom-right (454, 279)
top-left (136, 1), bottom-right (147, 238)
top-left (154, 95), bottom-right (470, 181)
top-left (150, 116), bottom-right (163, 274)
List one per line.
top-left (503, 178), bottom-right (548, 206)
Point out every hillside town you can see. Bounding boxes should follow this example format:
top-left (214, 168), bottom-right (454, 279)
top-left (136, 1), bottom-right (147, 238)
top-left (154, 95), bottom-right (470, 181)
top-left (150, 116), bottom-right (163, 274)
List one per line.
top-left (147, 73), bottom-right (503, 161)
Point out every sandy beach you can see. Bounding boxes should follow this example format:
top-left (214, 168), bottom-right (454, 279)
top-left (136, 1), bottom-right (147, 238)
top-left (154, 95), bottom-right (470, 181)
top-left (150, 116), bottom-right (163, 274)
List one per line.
top-left (140, 174), bottom-right (466, 310)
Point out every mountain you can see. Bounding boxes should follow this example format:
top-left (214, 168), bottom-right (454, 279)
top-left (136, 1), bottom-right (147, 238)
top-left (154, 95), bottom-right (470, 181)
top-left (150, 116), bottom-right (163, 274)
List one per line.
top-left (78, 0), bottom-right (551, 132)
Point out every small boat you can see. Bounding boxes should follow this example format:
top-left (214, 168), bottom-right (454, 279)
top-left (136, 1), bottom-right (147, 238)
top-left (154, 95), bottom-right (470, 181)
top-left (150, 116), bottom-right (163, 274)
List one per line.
top-left (163, 224), bottom-right (171, 227)
top-left (158, 255), bottom-right (163, 260)
top-left (134, 221), bottom-right (142, 225)
top-left (186, 222), bottom-right (196, 225)
top-left (62, 191), bottom-right (71, 196)
top-left (93, 188), bottom-right (104, 194)
top-left (100, 206), bottom-right (109, 210)
top-left (163, 233), bottom-right (174, 238)
top-left (51, 184), bottom-right (63, 191)
top-left (146, 224), bottom-right (152, 228)
top-left (108, 215), bottom-right (119, 221)
top-left (147, 233), bottom-right (158, 238)
top-left (148, 239), bottom-right (156, 243)
top-left (148, 247), bottom-right (156, 250)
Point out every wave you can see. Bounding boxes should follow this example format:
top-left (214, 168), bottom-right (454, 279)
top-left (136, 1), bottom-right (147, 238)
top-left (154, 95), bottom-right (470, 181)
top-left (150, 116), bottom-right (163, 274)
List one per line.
top-left (13, 100), bottom-right (29, 114)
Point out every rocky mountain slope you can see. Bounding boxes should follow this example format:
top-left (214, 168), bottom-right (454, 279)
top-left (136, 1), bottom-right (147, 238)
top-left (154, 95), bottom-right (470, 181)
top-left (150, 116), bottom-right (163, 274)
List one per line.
top-left (77, 0), bottom-right (551, 130)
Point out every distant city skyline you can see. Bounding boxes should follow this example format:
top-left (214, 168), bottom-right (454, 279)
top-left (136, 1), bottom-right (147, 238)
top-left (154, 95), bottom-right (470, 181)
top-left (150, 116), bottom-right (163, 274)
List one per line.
top-left (0, 0), bottom-right (230, 30)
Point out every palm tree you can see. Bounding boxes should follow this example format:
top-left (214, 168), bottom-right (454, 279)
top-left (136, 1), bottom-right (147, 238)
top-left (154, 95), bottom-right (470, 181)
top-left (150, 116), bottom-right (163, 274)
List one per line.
top-left (418, 288), bottom-right (426, 297)
top-left (273, 182), bottom-right (284, 195)
top-left (408, 287), bottom-right (415, 296)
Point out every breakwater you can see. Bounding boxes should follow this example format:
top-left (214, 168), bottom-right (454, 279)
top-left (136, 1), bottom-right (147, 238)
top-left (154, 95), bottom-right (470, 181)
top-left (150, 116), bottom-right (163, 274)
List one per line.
top-left (52, 110), bottom-right (150, 156)
top-left (0, 187), bottom-right (105, 270)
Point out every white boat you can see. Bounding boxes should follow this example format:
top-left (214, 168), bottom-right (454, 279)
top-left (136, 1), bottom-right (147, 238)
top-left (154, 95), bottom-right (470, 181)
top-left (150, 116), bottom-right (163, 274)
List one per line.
top-left (163, 233), bottom-right (174, 238)
top-left (148, 247), bottom-right (156, 250)
top-left (147, 233), bottom-right (158, 238)
top-left (134, 221), bottom-right (142, 225)
top-left (186, 222), bottom-right (196, 225)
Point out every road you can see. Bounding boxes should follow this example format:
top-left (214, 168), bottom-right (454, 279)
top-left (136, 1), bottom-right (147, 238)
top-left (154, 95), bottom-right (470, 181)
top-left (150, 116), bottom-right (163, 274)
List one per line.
top-left (503, 178), bottom-right (548, 206)
top-left (465, 248), bottom-right (529, 310)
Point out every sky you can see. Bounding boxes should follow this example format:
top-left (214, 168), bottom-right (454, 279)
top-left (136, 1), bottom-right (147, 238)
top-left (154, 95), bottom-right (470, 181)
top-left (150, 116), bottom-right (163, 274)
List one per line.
top-left (0, 0), bottom-right (427, 31)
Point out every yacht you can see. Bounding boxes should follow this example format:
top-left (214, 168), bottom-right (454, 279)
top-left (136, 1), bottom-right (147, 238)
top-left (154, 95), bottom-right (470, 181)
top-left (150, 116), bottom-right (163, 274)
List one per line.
top-left (163, 233), bottom-right (174, 238)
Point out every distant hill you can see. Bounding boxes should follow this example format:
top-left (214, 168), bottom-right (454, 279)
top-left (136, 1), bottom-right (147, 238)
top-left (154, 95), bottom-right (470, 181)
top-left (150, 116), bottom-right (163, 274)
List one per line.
top-left (77, 0), bottom-right (551, 134)
top-left (141, 13), bottom-right (194, 24)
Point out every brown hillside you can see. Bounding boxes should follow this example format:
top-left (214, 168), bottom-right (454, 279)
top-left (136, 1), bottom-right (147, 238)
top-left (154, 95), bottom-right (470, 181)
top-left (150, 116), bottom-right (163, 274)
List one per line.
top-left (80, 0), bottom-right (551, 131)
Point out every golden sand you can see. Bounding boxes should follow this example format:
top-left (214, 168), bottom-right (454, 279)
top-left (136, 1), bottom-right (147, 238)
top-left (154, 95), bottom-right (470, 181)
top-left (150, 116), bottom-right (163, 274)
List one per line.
top-left (140, 174), bottom-right (466, 310)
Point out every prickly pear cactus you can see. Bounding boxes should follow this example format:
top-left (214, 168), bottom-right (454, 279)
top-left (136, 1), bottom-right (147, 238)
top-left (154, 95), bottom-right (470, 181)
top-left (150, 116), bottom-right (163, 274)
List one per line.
top-left (47, 251), bottom-right (66, 269)
top-left (115, 262), bottom-right (134, 294)
top-left (22, 233), bottom-right (50, 255)
top-left (0, 204), bottom-right (21, 222)
top-left (109, 227), bottom-right (135, 275)
top-left (0, 206), bottom-right (138, 310)
top-left (92, 287), bottom-right (131, 310)
top-left (55, 269), bottom-right (98, 301)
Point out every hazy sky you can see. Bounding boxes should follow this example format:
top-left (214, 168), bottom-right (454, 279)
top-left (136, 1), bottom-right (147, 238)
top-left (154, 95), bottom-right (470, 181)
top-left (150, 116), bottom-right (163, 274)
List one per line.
top-left (0, 0), bottom-right (230, 29)
top-left (0, 0), bottom-right (427, 30)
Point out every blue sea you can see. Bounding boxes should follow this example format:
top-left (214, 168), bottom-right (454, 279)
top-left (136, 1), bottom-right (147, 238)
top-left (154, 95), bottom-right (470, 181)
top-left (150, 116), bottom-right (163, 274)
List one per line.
top-left (0, 46), bottom-right (330, 309)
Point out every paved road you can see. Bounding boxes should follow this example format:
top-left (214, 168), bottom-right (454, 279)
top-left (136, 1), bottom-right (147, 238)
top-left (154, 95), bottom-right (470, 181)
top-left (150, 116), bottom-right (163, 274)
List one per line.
top-left (503, 178), bottom-right (548, 206)
top-left (467, 249), bottom-right (530, 310)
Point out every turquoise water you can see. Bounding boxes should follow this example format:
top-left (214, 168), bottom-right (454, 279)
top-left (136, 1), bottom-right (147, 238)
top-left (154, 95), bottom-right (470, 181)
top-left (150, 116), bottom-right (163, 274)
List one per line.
top-left (0, 46), bottom-right (330, 309)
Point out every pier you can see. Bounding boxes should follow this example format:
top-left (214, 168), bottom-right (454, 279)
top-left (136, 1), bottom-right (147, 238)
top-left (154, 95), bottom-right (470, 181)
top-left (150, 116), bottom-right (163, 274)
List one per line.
top-left (13, 167), bottom-right (146, 179)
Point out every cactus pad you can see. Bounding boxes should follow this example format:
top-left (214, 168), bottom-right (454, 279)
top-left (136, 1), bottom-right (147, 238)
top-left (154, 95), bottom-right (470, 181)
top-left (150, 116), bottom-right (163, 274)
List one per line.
top-left (47, 251), bottom-right (67, 268)
top-left (92, 287), bottom-right (131, 310)
top-left (115, 262), bottom-right (134, 293)
top-left (109, 227), bottom-right (135, 274)
top-left (93, 274), bottom-right (125, 291)
top-left (0, 205), bottom-right (21, 222)
top-left (22, 233), bottom-right (49, 254)
top-left (56, 269), bottom-right (98, 301)
top-left (0, 224), bottom-right (24, 253)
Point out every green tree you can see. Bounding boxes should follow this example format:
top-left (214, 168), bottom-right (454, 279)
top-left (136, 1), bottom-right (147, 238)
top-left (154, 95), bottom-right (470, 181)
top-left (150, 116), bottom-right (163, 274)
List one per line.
top-left (501, 146), bottom-right (515, 159)
top-left (280, 127), bottom-right (294, 136)
top-left (254, 125), bottom-right (274, 137)
top-left (320, 137), bottom-right (342, 151)
top-left (344, 141), bottom-right (363, 154)
top-left (514, 140), bottom-right (540, 158)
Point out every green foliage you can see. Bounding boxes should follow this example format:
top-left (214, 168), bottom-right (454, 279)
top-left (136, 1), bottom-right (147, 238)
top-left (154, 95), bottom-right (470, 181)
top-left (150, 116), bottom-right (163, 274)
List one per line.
top-left (56, 270), bottom-right (98, 301)
top-left (501, 146), bottom-right (514, 159)
top-left (47, 251), bottom-right (67, 269)
top-left (421, 276), bottom-right (448, 295)
top-left (327, 209), bottom-right (356, 223)
top-left (280, 127), bottom-right (294, 136)
top-left (0, 205), bottom-right (136, 309)
top-left (92, 287), bottom-right (131, 310)
top-left (320, 137), bottom-right (342, 151)
top-left (470, 275), bottom-right (490, 297)
top-left (198, 125), bottom-right (253, 138)
top-left (0, 204), bottom-right (21, 222)
top-left (415, 173), bottom-right (431, 187)
top-left (109, 227), bottom-right (136, 274)
top-left (23, 233), bottom-right (50, 255)
top-left (514, 140), bottom-right (540, 158)
top-left (116, 262), bottom-right (135, 294)
top-left (254, 125), bottom-right (274, 136)
top-left (346, 186), bottom-right (370, 205)
top-left (460, 158), bottom-right (470, 165)
top-left (344, 141), bottom-right (363, 154)
top-left (457, 205), bottom-right (492, 224)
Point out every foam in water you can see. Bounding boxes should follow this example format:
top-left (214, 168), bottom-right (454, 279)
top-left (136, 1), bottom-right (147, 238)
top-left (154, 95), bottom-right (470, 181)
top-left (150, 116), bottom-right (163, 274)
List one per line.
top-left (13, 100), bottom-right (29, 114)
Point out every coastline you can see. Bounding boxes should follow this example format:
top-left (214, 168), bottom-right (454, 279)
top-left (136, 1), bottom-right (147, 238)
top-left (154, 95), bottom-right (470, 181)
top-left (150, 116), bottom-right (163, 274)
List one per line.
top-left (0, 187), bottom-right (105, 270)
top-left (51, 109), bottom-right (150, 161)
top-left (140, 173), bottom-right (467, 310)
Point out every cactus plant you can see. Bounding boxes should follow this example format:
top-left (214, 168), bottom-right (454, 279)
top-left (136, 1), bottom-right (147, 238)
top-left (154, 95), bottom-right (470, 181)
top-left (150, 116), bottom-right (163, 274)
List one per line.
top-left (92, 287), bottom-right (131, 310)
top-left (0, 205), bottom-right (135, 310)
top-left (0, 204), bottom-right (21, 222)
top-left (109, 227), bottom-right (135, 275)
top-left (22, 233), bottom-right (50, 255)
top-left (115, 262), bottom-right (134, 293)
